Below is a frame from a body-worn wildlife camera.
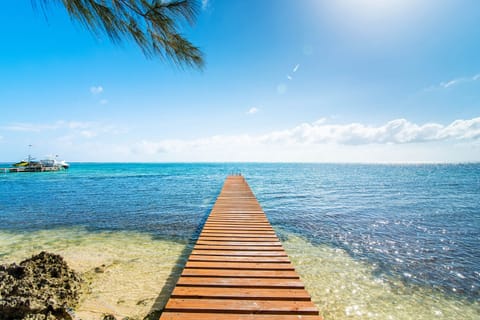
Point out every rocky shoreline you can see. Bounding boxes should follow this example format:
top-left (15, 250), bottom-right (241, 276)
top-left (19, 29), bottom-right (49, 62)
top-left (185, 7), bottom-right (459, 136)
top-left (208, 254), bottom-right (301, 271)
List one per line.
top-left (0, 252), bottom-right (82, 320)
top-left (0, 231), bottom-right (187, 320)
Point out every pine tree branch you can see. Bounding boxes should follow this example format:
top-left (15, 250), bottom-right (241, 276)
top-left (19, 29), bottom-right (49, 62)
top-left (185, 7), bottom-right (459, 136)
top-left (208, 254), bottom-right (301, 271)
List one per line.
top-left (32, 0), bottom-right (204, 69)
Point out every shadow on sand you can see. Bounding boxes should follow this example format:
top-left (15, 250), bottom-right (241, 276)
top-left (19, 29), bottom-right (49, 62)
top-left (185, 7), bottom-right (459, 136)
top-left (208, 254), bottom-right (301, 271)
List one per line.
top-left (143, 210), bottom-right (211, 320)
top-left (142, 243), bottom-right (193, 320)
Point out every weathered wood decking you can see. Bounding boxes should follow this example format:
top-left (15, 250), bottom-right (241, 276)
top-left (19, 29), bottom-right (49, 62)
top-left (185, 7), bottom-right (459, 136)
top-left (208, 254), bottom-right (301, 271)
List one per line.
top-left (159, 175), bottom-right (322, 320)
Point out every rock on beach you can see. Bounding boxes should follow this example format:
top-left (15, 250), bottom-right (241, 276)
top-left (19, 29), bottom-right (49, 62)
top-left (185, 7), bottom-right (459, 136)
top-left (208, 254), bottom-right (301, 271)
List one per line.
top-left (0, 251), bottom-right (82, 320)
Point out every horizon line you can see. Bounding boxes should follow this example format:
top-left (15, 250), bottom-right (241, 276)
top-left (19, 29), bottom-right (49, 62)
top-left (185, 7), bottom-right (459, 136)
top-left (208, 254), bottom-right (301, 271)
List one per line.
top-left (1, 160), bottom-right (479, 165)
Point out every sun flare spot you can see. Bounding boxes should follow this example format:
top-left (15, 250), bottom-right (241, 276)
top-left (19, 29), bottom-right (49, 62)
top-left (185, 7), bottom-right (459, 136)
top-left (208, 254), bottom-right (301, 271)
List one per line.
top-left (315, 0), bottom-right (433, 44)
top-left (330, 0), bottom-right (418, 21)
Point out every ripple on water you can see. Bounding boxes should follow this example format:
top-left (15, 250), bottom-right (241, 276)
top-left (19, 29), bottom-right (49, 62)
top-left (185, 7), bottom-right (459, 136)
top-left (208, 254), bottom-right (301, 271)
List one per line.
top-left (280, 230), bottom-right (480, 320)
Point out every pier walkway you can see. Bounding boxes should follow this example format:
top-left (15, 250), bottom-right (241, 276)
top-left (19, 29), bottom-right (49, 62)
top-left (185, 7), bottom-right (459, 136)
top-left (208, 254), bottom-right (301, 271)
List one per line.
top-left (159, 175), bottom-right (322, 319)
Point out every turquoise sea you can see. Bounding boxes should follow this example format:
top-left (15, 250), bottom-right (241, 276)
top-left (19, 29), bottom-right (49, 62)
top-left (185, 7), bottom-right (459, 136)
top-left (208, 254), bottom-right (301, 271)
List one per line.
top-left (0, 163), bottom-right (479, 319)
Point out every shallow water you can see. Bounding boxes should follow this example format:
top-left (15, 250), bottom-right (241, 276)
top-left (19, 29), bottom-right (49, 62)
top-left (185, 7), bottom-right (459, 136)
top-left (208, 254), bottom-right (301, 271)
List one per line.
top-left (1, 163), bottom-right (479, 319)
top-left (281, 231), bottom-right (479, 320)
top-left (1, 228), bottom-right (478, 319)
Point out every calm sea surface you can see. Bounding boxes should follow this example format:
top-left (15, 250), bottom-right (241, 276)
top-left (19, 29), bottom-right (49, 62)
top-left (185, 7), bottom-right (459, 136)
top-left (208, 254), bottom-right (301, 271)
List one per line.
top-left (1, 163), bottom-right (479, 318)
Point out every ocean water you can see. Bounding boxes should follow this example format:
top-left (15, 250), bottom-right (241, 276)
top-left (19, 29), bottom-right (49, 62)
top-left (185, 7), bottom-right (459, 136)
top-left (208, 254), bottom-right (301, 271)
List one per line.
top-left (0, 163), bottom-right (479, 319)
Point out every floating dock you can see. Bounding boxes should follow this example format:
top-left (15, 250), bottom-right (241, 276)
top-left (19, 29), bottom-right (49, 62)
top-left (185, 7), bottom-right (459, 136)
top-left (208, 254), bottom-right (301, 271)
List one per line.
top-left (160, 175), bottom-right (322, 319)
top-left (1, 166), bottom-right (66, 173)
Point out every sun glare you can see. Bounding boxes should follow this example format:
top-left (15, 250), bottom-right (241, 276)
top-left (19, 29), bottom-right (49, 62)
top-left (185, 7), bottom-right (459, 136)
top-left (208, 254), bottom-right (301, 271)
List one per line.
top-left (315, 0), bottom-right (431, 42)
top-left (331, 0), bottom-right (417, 20)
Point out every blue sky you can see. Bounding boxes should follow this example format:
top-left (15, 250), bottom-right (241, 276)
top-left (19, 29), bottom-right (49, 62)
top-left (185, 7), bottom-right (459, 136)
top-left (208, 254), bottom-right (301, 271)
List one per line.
top-left (1, 0), bottom-right (479, 162)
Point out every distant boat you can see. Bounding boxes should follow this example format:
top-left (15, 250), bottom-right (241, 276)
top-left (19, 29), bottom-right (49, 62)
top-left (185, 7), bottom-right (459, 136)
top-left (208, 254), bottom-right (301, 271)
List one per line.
top-left (58, 160), bottom-right (70, 169)
top-left (40, 158), bottom-right (70, 169)
top-left (8, 155), bottom-right (69, 172)
top-left (13, 160), bottom-right (29, 167)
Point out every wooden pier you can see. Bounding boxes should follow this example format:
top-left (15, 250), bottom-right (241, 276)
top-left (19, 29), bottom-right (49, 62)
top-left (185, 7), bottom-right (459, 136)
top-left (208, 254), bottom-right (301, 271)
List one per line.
top-left (159, 175), bottom-right (322, 319)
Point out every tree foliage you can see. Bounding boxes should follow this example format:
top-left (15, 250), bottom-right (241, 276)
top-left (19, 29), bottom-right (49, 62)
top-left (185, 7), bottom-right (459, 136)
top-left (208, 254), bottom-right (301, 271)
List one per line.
top-left (32, 0), bottom-right (204, 68)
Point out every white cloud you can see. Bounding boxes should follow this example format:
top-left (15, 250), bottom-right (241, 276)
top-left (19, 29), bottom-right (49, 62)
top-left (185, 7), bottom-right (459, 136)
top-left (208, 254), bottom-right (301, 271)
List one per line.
top-left (90, 86), bottom-right (104, 95)
top-left (287, 64), bottom-right (300, 81)
top-left (130, 117), bottom-right (480, 155)
top-left (440, 118), bottom-right (480, 140)
top-left (440, 79), bottom-right (463, 88)
top-left (5, 118), bottom-right (479, 162)
top-left (116, 117), bottom-right (478, 162)
top-left (436, 73), bottom-right (480, 89)
top-left (258, 118), bottom-right (480, 145)
top-left (132, 140), bottom-right (169, 155)
top-left (5, 118), bottom-right (479, 155)
top-left (130, 134), bottom-right (256, 157)
top-left (247, 107), bottom-right (259, 115)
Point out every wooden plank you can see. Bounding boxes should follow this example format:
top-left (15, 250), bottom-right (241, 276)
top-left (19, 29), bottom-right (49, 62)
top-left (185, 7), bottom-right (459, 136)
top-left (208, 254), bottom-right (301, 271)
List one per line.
top-left (205, 220), bottom-right (270, 224)
top-left (190, 250), bottom-right (288, 257)
top-left (164, 299), bottom-right (319, 315)
top-left (188, 255), bottom-right (291, 263)
top-left (181, 269), bottom-right (299, 278)
top-left (211, 213), bottom-right (264, 215)
top-left (198, 237), bottom-right (279, 242)
top-left (209, 211), bottom-right (265, 214)
top-left (185, 261), bottom-right (294, 270)
top-left (176, 277), bottom-right (306, 288)
top-left (209, 216), bottom-right (265, 219)
top-left (171, 287), bottom-right (312, 300)
top-left (211, 210), bottom-right (264, 212)
top-left (194, 245), bottom-right (284, 251)
top-left (199, 233), bottom-right (278, 238)
top-left (205, 223), bottom-right (270, 226)
top-left (161, 313), bottom-right (320, 320)
top-left (199, 230), bottom-right (277, 235)
top-left (202, 228), bottom-right (275, 232)
top-left (204, 225), bottom-right (271, 228)
top-left (196, 241), bottom-right (282, 246)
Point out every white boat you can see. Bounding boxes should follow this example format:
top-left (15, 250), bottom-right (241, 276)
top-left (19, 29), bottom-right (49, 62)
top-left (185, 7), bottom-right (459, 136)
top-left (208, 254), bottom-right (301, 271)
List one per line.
top-left (40, 158), bottom-right (69, 169)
